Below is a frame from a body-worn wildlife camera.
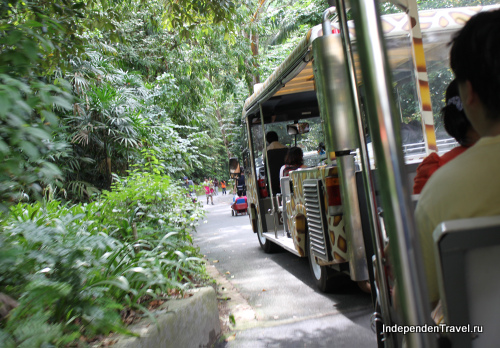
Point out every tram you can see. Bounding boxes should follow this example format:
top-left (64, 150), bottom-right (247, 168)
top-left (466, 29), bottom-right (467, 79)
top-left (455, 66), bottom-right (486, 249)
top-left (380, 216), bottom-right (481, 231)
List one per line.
top-left (230, 1), bottom-right (500, 346)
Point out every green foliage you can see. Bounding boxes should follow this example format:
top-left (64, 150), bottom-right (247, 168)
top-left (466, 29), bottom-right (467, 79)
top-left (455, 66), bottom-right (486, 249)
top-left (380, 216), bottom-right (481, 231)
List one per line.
top-left (260, 0), bottom-right (328, 47)
top-left (0, 74), bottom-right (71, 211)
top-left (0, 0), bottom-right (82, 210)
top-left (0, 0), bottom-right (253, 204)
top-left (98, 164), bottom-right (204, 241)
top-left (0, 171), bottom-right (205, 345)
top-left (162, 0), bottom-right (238, 37)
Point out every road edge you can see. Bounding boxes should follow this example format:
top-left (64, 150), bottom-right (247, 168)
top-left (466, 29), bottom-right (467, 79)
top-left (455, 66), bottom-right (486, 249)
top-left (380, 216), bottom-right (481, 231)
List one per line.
top-left (111, 287), bottom-right (220, 348)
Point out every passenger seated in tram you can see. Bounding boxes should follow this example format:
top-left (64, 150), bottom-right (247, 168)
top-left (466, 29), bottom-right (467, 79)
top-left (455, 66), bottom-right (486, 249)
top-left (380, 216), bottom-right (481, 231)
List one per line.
top-left (279, 147), bottom-right (307, 180)
top-left (415, 9), bottom-right (500, 307)
top-left (265, 131), bottom-right (286, 151)
top-left (413, 79), bottom-right (479, 194)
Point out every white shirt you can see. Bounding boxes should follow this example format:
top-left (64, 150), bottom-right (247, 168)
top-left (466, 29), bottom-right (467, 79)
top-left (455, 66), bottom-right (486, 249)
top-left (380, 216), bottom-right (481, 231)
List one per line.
top-left (415, 134), bottom-right (500, 303)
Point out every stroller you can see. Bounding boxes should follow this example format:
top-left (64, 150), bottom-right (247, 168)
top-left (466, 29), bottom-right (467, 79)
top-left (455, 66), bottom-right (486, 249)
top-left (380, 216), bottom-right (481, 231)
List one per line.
top-left (231, 195), bottom-right (248, 216)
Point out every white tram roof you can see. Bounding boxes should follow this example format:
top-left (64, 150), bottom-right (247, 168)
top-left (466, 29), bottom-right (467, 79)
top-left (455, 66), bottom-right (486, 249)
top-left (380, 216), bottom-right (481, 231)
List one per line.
top-left (243, 5), bottom-right (500, 122)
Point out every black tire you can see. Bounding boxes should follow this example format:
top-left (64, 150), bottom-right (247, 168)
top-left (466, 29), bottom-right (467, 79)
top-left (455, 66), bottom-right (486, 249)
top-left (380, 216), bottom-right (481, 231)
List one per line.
top-left (307, 233), bottom-right (335, 292)
top-left (231, 210), bottom-right (235, 216)
top-left (257, 228), bottom-right (277, 253)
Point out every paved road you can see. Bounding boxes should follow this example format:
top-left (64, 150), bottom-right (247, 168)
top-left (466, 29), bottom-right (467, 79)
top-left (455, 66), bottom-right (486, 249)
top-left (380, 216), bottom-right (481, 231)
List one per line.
top-left (194, 194), bottom-right (377, 348)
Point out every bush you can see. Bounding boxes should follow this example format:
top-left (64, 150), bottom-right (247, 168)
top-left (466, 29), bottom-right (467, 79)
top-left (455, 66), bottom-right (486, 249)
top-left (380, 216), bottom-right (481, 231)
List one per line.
top-left (0, 171), bottom-right (205, 346)
top-left (194, 184), bottom-right (206, 197)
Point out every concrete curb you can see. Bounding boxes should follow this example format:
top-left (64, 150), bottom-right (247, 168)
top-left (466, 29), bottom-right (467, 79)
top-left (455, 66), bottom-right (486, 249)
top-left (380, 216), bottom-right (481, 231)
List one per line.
top-left (113, 287), bottom-right (220, 348)
top-left (204, 264), bottom-right (258, 331)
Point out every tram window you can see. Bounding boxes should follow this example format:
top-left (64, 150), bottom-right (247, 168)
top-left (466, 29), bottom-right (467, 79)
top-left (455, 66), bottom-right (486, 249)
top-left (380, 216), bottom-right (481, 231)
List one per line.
top-left (250, 116), bottom-right (325, 166)
top-left (354, 23), bottom-right (462, 157)
top-left (251, 124), bottom-right (264, 159)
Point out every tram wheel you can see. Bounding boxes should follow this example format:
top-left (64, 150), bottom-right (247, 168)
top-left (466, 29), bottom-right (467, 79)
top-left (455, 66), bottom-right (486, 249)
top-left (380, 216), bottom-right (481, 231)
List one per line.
top-left (257, 228), bottom-right (277, 253)
top-left (307, 233), bottom-right (335, 292)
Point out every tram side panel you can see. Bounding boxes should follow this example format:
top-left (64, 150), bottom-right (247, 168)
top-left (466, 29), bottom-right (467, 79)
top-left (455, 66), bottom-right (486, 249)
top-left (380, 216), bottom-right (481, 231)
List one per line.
top-left (287, 167), bottom-right (349, 264)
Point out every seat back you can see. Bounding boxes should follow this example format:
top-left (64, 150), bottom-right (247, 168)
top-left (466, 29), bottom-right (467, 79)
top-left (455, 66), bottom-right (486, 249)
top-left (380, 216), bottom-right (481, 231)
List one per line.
top-left (265, 148), bottom-right (288, 195)
top-left (280, 176), bottom-right (291, 232)
top-left (434, 215), bottom-right (500, 348)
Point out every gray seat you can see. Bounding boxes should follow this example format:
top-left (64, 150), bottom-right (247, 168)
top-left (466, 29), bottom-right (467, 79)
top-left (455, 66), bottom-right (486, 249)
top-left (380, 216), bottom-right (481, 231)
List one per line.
top-left (434, 215), bottom-right (500, 348)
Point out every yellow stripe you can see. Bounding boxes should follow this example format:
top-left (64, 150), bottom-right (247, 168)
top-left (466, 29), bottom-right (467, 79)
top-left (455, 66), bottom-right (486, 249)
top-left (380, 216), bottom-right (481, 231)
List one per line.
top-left (419, 80), bottom-right (432, 111)
top-left (413, 38), bottom-right (427, 73)
top-left (425, 124), bottom-right (437, 151)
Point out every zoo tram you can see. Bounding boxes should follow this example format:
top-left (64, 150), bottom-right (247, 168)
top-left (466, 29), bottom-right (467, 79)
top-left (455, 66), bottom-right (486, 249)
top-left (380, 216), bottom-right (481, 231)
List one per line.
top-left (229, 0), bottom-right (500, 347)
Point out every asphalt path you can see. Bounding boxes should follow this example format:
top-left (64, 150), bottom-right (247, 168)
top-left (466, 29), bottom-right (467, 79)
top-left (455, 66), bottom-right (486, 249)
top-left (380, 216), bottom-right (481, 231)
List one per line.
top-left (193, 193), bottom-right (377, 347)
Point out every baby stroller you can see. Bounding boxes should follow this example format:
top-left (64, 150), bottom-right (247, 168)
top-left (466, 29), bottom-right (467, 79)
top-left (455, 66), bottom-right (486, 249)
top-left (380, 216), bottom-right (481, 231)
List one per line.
top-left (231, 195), bottom-right (248, 216)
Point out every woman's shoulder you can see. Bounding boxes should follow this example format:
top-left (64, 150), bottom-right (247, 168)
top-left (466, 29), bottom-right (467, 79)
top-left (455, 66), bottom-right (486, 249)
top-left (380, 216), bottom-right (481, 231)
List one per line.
top-left (439, 145), bottom-right (467, 165)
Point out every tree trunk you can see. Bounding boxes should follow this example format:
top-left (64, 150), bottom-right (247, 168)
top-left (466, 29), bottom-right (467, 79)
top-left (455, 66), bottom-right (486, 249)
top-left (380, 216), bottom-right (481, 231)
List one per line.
top-left (104, 141), bottom-right (111, 190)
top-left (214, 106), bottom-right (232, 159)
top-left (243, 0), bottom-right (267, 92)
top-left (250, 31), bottom-right (260, 86)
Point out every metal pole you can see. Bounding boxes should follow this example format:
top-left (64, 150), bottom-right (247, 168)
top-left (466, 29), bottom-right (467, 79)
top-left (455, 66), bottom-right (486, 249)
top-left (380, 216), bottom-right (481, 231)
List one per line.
top-left (349, 0), bottom-right (436, 346)
top-left (322, 7), bottom-right (334, 34)
top-left (259, 103), bottom-right (279, 238)
top-left (405, 0), bottom-right (437, 154)
top-left (314, 7), bottom-right (368, 282)
top-left (334, 0), bottom-right (395, 344)
top-left (245, 118), bottom-right (265, 236)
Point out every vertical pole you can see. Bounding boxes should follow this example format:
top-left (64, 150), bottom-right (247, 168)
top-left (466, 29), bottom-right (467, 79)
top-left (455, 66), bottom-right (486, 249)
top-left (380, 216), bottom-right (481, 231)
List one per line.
top-left (349, 0), bottom-right (437, 346)
top-left (245, 118), bottom-right (265, 235)
top-left (405, 0), bottom-right (437, 154)
top-left (260, 104), bottom-right (279, 238)
top-left (314, 7), bottom-right (368, 282)
top-left (335, 0), bottom-right (394, 344)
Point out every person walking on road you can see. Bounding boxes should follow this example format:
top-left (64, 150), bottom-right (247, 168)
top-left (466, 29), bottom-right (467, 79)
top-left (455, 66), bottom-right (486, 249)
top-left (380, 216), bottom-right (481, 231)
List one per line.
top-left (182, 176), bottom-right (195, 200)
top-left (213, 178), bottom-right (219, 195)
top-left (203, 178), bottom-right (214, 205)
top-left (221, 180), bottom-right (226, 195)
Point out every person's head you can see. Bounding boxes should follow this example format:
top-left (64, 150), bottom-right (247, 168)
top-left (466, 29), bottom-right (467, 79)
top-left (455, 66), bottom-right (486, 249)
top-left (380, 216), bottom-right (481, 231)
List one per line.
top-left (266, 131), bottom-right (279, 144)
top-left (450, 9), bottom-right (500, 127)
top-left (442, 79), bottom-right (479, 147)
top-left (285, 147), bottom-right (304, 166)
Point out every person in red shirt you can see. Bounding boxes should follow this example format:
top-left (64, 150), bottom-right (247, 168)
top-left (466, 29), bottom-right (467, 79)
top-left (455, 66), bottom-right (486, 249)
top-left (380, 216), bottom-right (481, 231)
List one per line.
top-left (413, 79), bottom-right (480, 194)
